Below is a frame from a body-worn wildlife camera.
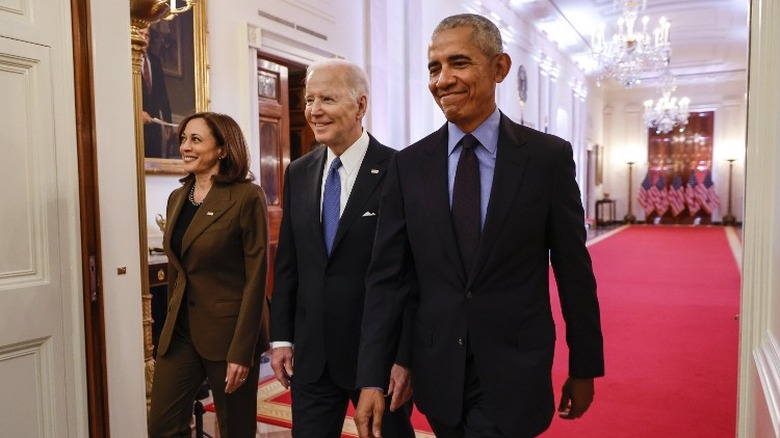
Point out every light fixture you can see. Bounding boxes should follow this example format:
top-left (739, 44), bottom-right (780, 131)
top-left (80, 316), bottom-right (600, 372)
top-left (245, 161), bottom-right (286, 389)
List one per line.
top-left (643, 68), bottom-right (690, 134)
top-left (164, 0), bottom-right (195, 20)
top-left (590, 0), bottom-right (671, 87)
top-left (624, 161), bottom-right (637, 223)
top-left (722, 158), bottom-right (737, 225)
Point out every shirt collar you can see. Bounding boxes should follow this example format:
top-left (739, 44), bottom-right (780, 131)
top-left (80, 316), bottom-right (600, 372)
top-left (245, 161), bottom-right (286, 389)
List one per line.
top-left (325, 129), bottom-right (369, 177)
top-left (447, 108), bottom-right (501, 157)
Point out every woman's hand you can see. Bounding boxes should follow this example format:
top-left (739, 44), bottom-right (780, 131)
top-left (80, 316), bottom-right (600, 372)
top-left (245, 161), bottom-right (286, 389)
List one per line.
top-left (225, 362), bottom-right (249, 394)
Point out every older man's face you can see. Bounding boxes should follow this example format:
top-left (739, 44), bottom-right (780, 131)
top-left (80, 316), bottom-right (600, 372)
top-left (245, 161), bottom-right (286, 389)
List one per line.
top-left (304, 66), bottom-right (366, 152)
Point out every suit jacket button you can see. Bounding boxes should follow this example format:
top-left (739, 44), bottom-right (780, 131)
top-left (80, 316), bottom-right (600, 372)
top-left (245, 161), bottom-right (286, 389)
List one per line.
top-left (458, 338), bottom-right (465, 346)
top-left (466, 290), bottom-right (473, 298)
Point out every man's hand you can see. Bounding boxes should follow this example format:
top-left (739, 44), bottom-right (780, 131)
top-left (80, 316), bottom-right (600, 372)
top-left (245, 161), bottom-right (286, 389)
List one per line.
top-left (558, 377), bottom-right (595, 419)
top-left (142, 111), bottom-right (153, 124)
top-left (387, 363), bottom-right (412, 412)
top-left (354, 388), bottom-right (386, 438)
top-left (270, 347), bottom-right (294, 389)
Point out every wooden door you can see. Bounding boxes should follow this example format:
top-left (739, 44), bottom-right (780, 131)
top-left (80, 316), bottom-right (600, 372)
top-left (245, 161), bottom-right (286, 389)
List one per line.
top-left (258, 56), bottom-right (290, 297)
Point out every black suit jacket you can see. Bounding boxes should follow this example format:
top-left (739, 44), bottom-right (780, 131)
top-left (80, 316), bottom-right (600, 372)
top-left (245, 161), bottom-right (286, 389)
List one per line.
top-left (142, 51), bottom-right (172, 158)
top-left (270, 134), bottom-right (413, 390)
top-left (357, 113), bottom-right (604, 436)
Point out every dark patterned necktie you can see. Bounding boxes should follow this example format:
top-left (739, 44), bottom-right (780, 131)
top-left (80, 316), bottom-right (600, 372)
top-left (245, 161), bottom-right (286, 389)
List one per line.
top-left (322, 157), bottom-right (342, 256)
top-left (452, 134), bottom-right (481, 273)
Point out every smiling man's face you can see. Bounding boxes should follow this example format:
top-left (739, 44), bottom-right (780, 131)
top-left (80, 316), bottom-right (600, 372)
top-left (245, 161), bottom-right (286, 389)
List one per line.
top-left (427, 26), bottom-right (509, 133)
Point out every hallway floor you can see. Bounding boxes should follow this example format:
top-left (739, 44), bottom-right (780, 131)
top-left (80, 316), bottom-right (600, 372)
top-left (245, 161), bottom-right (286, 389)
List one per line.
top-left (196, 223), bottom-right (741, 437)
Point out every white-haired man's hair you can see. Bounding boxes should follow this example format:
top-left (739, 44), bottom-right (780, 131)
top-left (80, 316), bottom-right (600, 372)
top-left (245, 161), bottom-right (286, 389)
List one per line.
top-left (306, 59), bottom-right (369, 101)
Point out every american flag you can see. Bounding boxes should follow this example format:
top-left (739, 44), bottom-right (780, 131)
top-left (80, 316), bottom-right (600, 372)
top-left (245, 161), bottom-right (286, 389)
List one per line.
top-left (685, 172), bottom-right (701, 215)
top-left (700, 171), bottom-right (720, 214)
top-left (637, 173), bottom-right (654, 216)
top-left (652, 175), bottom-right (670, 215)
top-left (668, 174), bottom-right (686, 216)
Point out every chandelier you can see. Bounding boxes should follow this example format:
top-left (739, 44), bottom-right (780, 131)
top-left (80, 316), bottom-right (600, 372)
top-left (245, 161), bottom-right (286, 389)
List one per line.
top-left (590, 0), bottom-right (672, 87)
top-left (643, 69), bottom-right (690, 134)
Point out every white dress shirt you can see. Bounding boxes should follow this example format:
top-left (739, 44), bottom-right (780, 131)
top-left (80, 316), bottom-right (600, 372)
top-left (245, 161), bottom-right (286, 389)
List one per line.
top-left (271, 129), bottom-right (370, 350)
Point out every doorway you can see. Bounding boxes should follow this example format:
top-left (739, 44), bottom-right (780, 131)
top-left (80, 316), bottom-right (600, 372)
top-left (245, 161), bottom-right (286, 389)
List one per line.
top-left (257, 52), bottom-right (314, 296)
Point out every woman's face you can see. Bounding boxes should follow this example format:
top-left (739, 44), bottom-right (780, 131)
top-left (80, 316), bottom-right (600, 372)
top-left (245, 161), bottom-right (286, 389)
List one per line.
top-left (179, 117), bottom-right (223, 178)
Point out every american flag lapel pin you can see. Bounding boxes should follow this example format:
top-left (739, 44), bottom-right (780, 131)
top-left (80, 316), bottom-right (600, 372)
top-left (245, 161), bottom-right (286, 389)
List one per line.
top-left (370, 169), bottom-right (380, 174)
top-left (206, 211), bottom-right (214, 216)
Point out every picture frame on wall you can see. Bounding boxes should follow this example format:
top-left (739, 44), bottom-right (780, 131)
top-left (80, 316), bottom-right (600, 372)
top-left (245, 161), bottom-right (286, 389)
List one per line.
top-left (144, 0), bottom-right (210, 174)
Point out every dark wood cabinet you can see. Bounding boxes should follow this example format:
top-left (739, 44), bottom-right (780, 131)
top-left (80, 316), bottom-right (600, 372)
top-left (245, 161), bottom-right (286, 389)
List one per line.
top-left (148, 256), bottom-right (168, 357)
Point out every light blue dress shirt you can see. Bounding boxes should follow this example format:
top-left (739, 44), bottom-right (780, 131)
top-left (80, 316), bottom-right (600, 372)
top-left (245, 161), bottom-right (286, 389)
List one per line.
top-left (447, 108), bottom-right (500, 230)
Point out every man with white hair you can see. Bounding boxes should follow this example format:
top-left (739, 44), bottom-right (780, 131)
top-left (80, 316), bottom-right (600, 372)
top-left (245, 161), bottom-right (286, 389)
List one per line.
top-left (270, 59), bottom-right (415, 438)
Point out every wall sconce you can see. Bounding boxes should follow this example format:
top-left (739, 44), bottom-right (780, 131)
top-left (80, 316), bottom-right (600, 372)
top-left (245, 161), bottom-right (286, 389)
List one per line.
top-left (164, 0), bottom-right (195, 20)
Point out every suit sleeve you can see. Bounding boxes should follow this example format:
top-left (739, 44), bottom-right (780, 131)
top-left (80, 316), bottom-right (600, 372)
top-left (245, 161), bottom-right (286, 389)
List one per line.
top-left (392, 269), bottom-right (418, 368)
top-left (357, 155), bottom-right (415, 387)
top-left (269, 168), bottom-right (297, 343)
top-left (547, 140), bottom-right (605, 378)
top-left (226, 185), bottom-right (269, 365)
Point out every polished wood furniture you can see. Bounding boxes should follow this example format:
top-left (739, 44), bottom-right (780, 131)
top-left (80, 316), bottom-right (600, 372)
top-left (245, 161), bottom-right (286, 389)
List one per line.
top-left (595, 198), bottom-right (616, 227)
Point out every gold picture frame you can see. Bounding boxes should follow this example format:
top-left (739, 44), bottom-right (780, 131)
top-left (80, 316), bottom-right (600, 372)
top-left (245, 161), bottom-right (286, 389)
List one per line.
top-left (144, 0), bottom-right (209, 174)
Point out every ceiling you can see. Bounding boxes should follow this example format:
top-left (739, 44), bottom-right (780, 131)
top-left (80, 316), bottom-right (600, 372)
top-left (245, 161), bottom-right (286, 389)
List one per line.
top-left (504, 0), bottom-right (750, 88)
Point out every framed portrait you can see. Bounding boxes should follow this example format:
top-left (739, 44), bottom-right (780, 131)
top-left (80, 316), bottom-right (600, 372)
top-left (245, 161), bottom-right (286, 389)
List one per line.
top-left (153, 16), bottom-right (184, 78)
top-left (144, 0), bottom-right (209, 174)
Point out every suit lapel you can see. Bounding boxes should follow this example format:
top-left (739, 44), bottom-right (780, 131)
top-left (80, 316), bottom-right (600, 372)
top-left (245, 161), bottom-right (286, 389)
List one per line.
top-left (423, 124), bottom-right (466, 283)
top-left (163, 183), bottom-right (188, 273)
top-left (469, 114), bottom-right (530, 285)
top-left (330, 135), bottom-right (389, 254)
top-left (180, 183), bottom-right (236, 256)
top-left (306, 147), bottom-right (328, 256)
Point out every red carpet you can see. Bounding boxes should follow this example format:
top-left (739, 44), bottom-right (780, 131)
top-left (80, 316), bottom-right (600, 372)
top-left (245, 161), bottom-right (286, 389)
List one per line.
top-left (543, 226), bottom-right (740, 437)
top-left (205, 377), bottom-right (433, 437)
top-left (208, 226), bottom-right (740, 437)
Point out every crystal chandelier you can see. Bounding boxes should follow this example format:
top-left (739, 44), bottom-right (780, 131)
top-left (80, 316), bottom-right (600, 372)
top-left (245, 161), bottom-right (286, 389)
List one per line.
top-left (643, 69), bottom-right (690, 134)
top-left (590, 0), bottom-right (672, 87)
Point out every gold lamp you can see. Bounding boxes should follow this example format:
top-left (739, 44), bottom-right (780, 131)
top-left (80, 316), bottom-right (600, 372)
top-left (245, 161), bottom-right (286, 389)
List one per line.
top-left (624, 161), bottom-right (637, 223)
top-left (722, 158), bottom-right (737, 225)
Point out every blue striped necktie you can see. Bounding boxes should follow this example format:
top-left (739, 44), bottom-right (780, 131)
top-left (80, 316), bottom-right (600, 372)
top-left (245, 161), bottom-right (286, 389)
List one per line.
top-left (322, 157), bottom-right (342, 255)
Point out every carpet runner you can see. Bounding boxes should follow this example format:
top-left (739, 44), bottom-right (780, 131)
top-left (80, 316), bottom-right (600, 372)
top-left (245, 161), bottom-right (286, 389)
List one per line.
top-left (206, 225), bottom-right (740, 437)
top-left (205, 377), bottom-right (434, 437)
top-left (543, 225), bottom-right (740, 437)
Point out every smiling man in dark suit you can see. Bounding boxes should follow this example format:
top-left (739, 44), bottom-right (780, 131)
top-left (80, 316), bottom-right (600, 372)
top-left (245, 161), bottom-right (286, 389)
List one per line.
top-left (355, 13), bottom-right (604, 438)
top-left (269, 59), bottom-right (415, 438)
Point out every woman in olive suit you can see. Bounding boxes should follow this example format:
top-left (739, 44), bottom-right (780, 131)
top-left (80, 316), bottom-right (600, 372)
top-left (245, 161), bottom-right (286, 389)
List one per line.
top-left (149, 112), bottom-right (269, 438)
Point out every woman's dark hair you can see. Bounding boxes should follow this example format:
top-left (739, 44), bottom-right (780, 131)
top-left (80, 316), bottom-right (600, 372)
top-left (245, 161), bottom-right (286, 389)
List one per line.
top-left (177, 112), bottom-right (255, 184)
